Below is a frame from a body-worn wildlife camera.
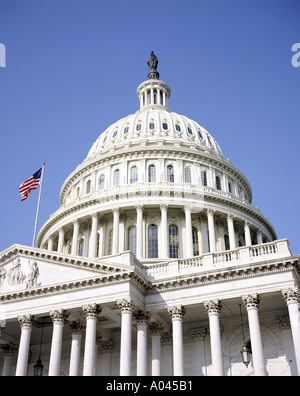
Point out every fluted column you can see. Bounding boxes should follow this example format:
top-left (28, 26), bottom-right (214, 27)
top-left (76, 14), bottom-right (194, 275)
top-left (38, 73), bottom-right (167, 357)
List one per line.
top-left (112, 207), bottom-right (120, 255)
top-left (136, 205), bottom-right (144, 260)
top-left (71, 220), bottom-right (79, 255)
top-left (207, 209), bottom-right (216, 253)
top-left (227, 214), bottom-right (236, 250)
top-left (89, 213), bottom-right (98, 258)
top-left (69, 320), bottom-right (85, 376)
top-left (244, 221), bottom-right (252, 246)
top-left (57, 227), bottom-right (65, 253)
top-left (204, 300), bottom-right (224, 376)
top-left (118, 298), bottom-right (134, 376)
top-left (48, 309), bottom-right (69, 376)
top-left (242, 294), bottom-right (265, 376)
top-left (184, 205), bottom-right (193, 257)
top-left (160, 204), bottom-right (169, 258)
top-left (135, 310), bottom-right (150, 376)
top-left (149, 322), bottom-right (164, 376)
top-left (16, 315), bottom-right (34, 376)
top-left (168, 305), bottom-right (186, 376)
top-left (2, 344), bottom-right (17, 376)
top-left (282, 288), bottom-right (300, 376)
top-left (82, 304), bottom-right (101, 376)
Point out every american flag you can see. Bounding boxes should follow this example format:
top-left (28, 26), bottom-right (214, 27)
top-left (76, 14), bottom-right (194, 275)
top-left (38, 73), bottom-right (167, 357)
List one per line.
top-left (19, 168), bottom-right (42, 201)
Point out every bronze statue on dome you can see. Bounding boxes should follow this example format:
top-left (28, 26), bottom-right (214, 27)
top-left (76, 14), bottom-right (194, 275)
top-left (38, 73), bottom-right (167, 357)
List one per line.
top-left (147, 51), bottom-right (159, 79)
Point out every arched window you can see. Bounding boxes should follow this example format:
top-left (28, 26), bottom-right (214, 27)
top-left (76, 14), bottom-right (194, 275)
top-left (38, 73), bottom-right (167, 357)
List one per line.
top-left (148, 165), bottom-right (156, 182)
top-left (167, 165), bottom-right (174, 183)
top-left (192, 227), bottom-right (199, 256)
top-left (114, 169), bottom-right (120, 185)
top-left (78, 238), bottom-right (84, 256)
top-left (99, 174), bottom-right (105, 190)
top-left (130, 166), bottom-right (138, 184)
top-left (224, 235), bottom-right (230, 250)
top-left (128, 226), bottom-right (137, 255)
top-left (148, 224), bottom-right (158, 258)
top-left (169, 225), bottom-right (179, 258)
top-left (228, 182), bottom-right (232, 193)
top-left (184, 167), bottom-right (191, 183)
top-left (76, 186), bottom-right (80, 197)
top-left (86, 180), bottom-right (91, 194)
top-left (201, 170), bottom-right (207, 187)
top-left (216, 176), bottom-right (221, 190)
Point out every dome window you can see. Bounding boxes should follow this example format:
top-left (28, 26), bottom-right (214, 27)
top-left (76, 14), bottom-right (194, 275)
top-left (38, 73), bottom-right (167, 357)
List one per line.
top-left (114, 169), bottom-right (120, 185)
top-left (148, 165), bottom-right (156, 182)
top-left (99, 174), bottom-right (105, 190)
top-left (175, 124), bottom-right (181, 132)
top-left (198, 130), bottom-right (203, 140)
top-left (162, 122), bottom-right (168, 130)
top-left (103, 136), bottom-right (107, 144)
top-left (187, 127), bottom-right (193, 135)
top-left (169, 225), bottom-right (179, 258)
top-left (216, 176), bottom-right (221, 191)
top-left (86, 180), bottom-right (91, 194)
top-left (149, 122), bottom-right (155, 130)
top-left (184, 167), bottom-right (191, 183)
top-left (124, 126), bottom-right (129, 134)
top-left (167, 165), bottom-right (174, 183)
top-left (148, 224), bottom-right (158, 258)
top-left (128, 226), bottom-right (137, 255)
top-left (112, 130), bottom-right (118, 138)
top-left (130, 166), bottom-right (138, 184)
top-left (201, 170), bottom-right (207, 187)
top-left (136, 123), bottom-right (142, 131)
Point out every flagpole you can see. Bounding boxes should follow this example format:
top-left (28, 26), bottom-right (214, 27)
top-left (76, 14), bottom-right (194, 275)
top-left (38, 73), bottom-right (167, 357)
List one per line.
top-left (32, 162), bottom-right (45, 247)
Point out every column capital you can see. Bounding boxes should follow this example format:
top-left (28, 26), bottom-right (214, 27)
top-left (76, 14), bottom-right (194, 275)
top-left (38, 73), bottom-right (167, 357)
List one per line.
top-left (167, 305), bottom-right (186, 320)
top-left (192, 327), bottom-right (208, 341)
top-left (82, 303), bottom-right (102, 319)
top-left (206, 208), bottom-right (215, 216)
top-left (184, 204), bottom-right (192, 212)
top-left (282, 288), bottom-right (300, 304)
top-left (242, 293), bottom-right (260, 309)
top-left (112, 206), bottom-right (120, 215)
top-left (149, 321), bottom-right (164, 335)
top-left (18, 314), bottom-right (35, 329)
top-left (69, 320), bottom-right (85, 334)
top-left (1, 343), bottom-right (18, 356)
top-left (50, 309), bottom-right (69, 324)
top-left (160, 203), bottom-right (168, 211)
top-left (134, 310), bottom-right (151, 324)
top-left (204, 299), bottom-right (222, 314)
top-left (90, 212), bottom-right (98, 220)
top-left (135, 204), bottom-right (144, 212)
top-left (117, 298), bottom-right (135, 314)
top-left (101, 339), bottom-right (114, 353)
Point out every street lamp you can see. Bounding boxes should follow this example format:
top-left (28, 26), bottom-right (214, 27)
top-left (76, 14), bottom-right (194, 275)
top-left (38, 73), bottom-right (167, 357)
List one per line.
top-left (34, 317), bottom-right (45, 376)
top-left (239, 304), bottom-right (252, 368)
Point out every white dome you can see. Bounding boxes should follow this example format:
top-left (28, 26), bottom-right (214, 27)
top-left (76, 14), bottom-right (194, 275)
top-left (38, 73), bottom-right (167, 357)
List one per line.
top-left (86, 79), bottom-right (223, 160)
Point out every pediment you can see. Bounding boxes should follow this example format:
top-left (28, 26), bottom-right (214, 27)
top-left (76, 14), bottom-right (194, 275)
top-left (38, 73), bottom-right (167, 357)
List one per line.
top-left (0, 245), bottom-right (134, 298)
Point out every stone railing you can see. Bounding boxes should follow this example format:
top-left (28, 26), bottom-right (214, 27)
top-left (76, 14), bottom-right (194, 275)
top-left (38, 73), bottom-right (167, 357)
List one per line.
top-left (144, 239), bottom-right (291, 278)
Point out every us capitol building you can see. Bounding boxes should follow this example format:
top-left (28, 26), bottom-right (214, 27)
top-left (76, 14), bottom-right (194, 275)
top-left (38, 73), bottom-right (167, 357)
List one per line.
top-left (0, 53), bottom-right (299, 376)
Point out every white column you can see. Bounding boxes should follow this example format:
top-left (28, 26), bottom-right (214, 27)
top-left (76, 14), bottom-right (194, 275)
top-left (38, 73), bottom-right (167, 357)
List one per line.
top-left (192, 328), bottom-right (207, 376)
top-left (282, 288), bottom-right (300, 376)
top-left (1, 344), bottom-right (17, 376)
top-left (48, 309), bottom-right (69, 376)
top-left (69, 321), bottom-right (85, 376)
top-left (227, 214), bottom-right (236, 250)
top-left (57, 227), bottom-right (65, 253)
top-left (100, 340), bottom-right (113, 376)
top-left (256, 230), bottom-right (263, 244)
top-left (135, 310), bottom-right (150, 376)
top-left (89, 212), bottom-right (98, 258)
top-left (71, 220), bottom-right (79, 255)
top-left (118, 299), bottom-right (133, 376)
top-left (16, 315), bottom-right (34, 376)
top-left (244, 221), bottom-right (252, 246)
top-left (149, 322), bottom-right (164, 376)
top-left (82, 304), bottom-right (101, 376)
top-left (160, 204), bottom-right (169, 258)
top-left (47, 236), bottom-right (53, 251)
top-left (204, 300), bottom-right (224, 376)
top-left (242, 294), bottom-right (266, 376)
top-left (168, 305), bottom-right (186, 376)
top-left (184, 205), bottom-right (194, 258)
top-left (136, 205), bottom-right (144, 260)
top-left (112, 207), bottom-right (120, 255)
top-left (207, 209), bottom-right (216, 253)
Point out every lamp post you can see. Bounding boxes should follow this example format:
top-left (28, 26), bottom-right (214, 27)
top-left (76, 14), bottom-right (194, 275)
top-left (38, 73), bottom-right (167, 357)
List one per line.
top-left (239, 304), bottom-right (251, 368)
top-left (34, 318), bottom-right (45, 376)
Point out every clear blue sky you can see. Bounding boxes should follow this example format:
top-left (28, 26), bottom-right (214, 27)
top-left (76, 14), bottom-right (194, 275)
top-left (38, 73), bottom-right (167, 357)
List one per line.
top-left (0, 0), bottom-right (299, 253)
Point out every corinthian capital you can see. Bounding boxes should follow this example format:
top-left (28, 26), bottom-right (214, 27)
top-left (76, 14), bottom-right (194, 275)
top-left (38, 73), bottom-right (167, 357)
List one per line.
top-left (282, 288), bottom-right (300, 304)
top-left (117, 298), bottom-right (135, 314)
top-left (167, 305), bottom-right (186, 320)
top-left (134, 310), bottom-right (150, 324)
top-left (50, 309), bottom-right (69, 324)
top-left (82, 303), bottom-right (102, 319)
top-left (204, 299), bottom-right (222, 314)
top-left (18, 315), bottom-right (35, 329)
top-left (242, 293), bottom-right (260, 309)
